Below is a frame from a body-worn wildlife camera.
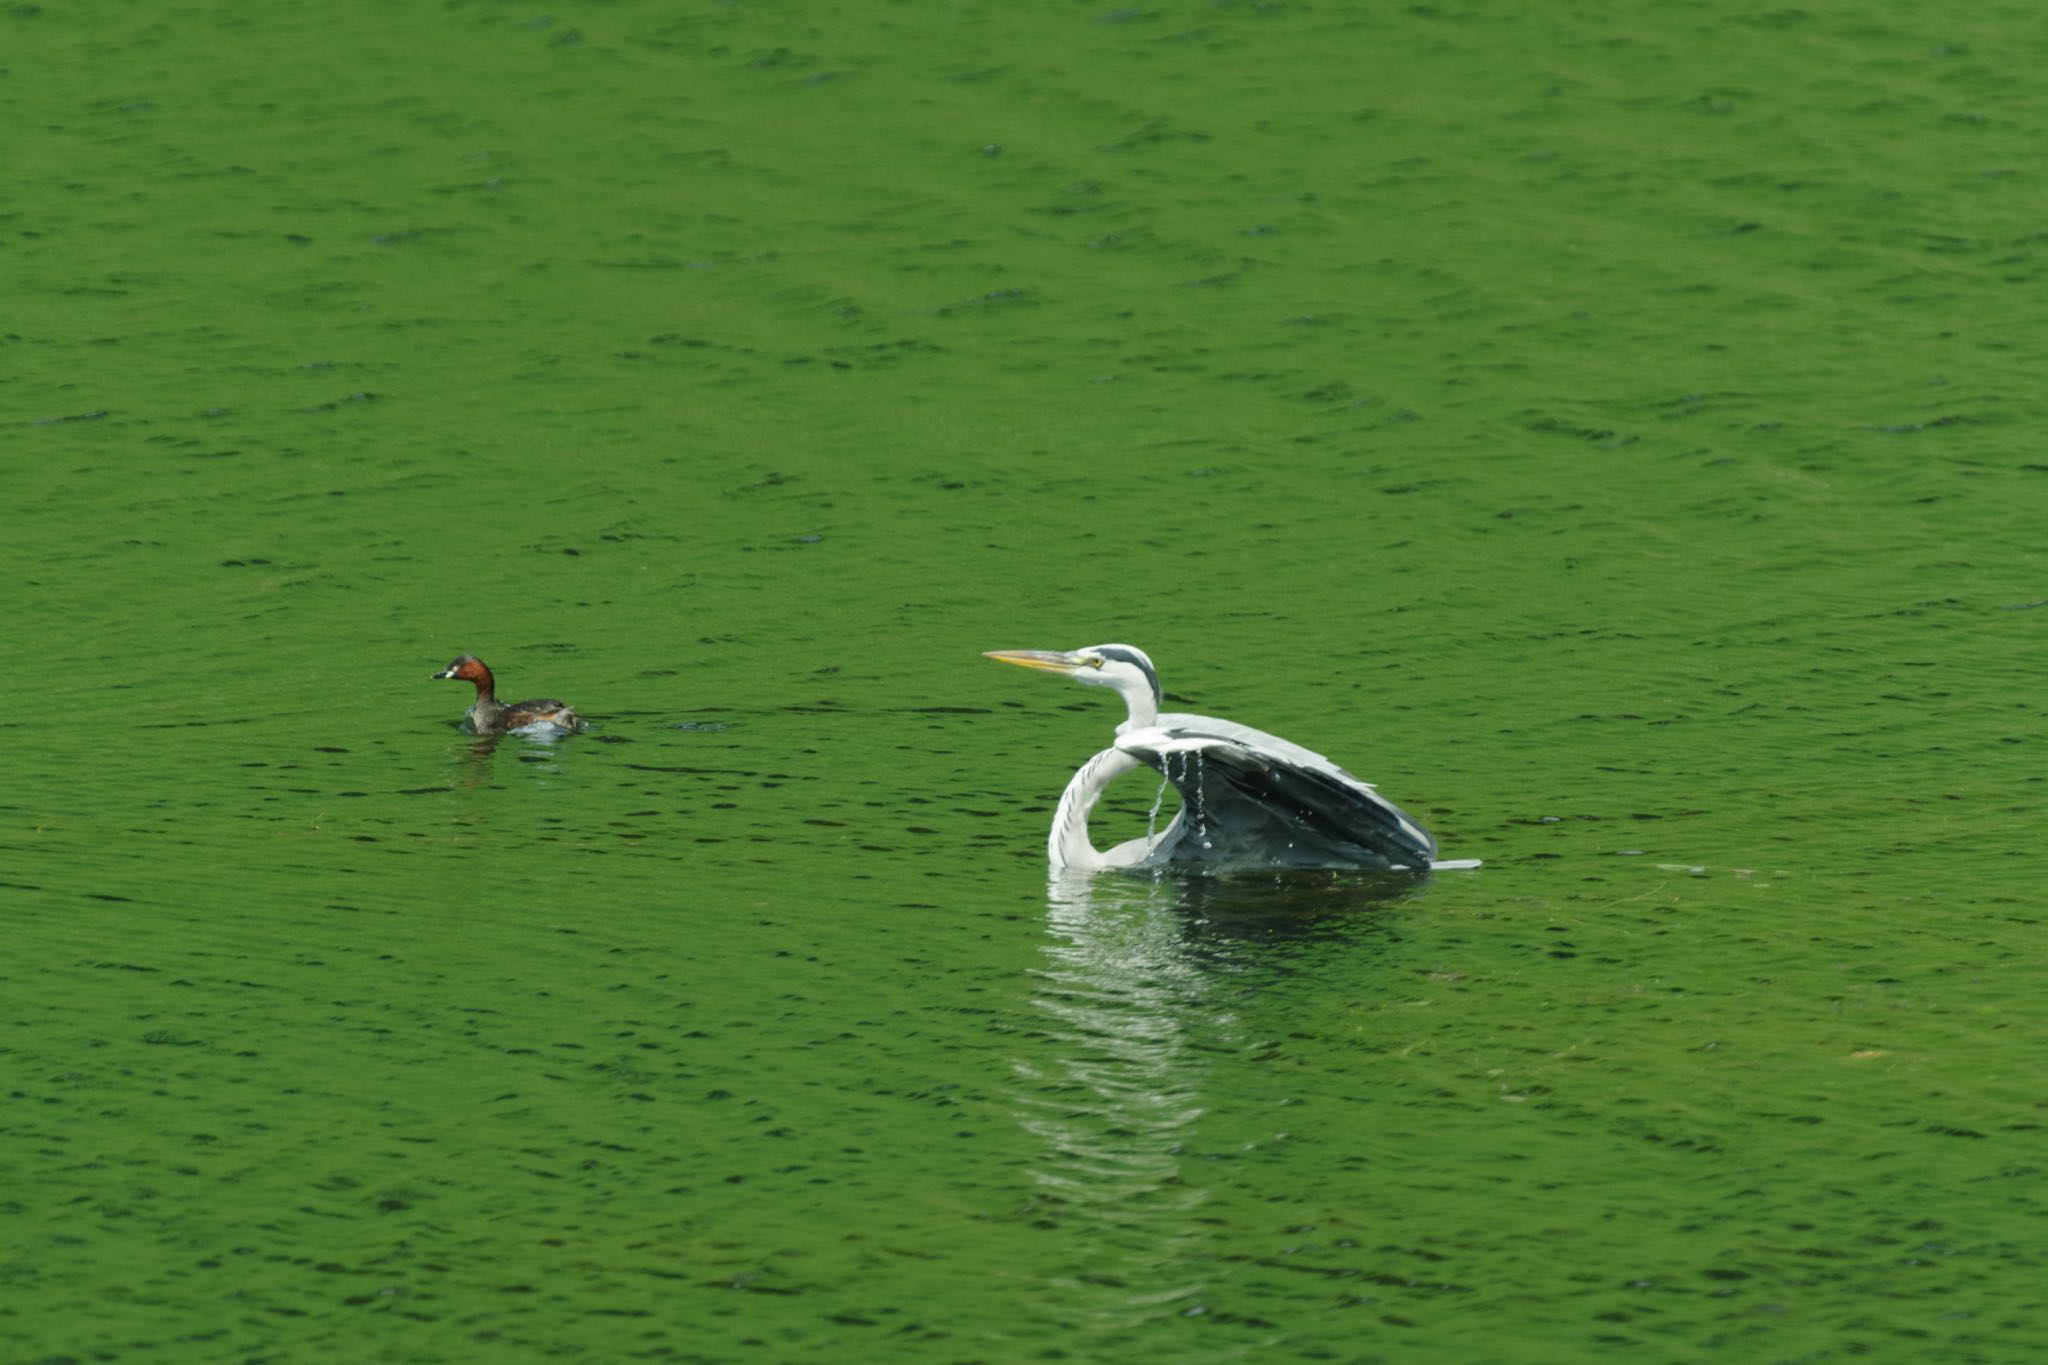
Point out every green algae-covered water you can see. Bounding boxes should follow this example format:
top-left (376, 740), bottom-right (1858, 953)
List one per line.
top-left (5, 2), bottom-right (2046, 1360)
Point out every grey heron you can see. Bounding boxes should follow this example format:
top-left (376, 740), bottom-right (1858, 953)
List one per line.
top-left (986, 643), bottom-right (1475, 874)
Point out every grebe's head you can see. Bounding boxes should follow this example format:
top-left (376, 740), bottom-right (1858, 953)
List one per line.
top-left (984, 643), bottom-right (1162, 722)
top-left (432, 654), bottom-right (492, 684)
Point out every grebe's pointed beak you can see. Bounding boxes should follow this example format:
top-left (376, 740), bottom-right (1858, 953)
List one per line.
top-left (984, 649), bottom-right (1084, 675)
top-left (432, 666), bottom-right (458, 680)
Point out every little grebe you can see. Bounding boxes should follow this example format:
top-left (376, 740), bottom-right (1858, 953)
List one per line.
top-left (432, 654), bottom-right (584, 736)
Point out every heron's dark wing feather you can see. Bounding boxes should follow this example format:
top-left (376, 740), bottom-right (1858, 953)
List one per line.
top-left (1117, 716), bottom-right (1437, 870)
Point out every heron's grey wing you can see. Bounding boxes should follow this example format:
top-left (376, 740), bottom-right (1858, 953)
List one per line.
top-left (1118, 716), bottom-right (1438, 870)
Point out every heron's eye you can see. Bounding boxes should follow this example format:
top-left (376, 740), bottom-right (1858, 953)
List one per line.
top-left (1086, 657), bottom-right (1104, 669)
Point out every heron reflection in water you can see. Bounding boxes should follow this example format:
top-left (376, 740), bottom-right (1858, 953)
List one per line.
top-left (1015, 869), bottom-right (1420, 1324)
top-left (986, 644), bottom-right (1478, 874)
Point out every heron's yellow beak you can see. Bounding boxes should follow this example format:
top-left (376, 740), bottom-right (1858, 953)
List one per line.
top-left (984, 649), bottom-right (1082, 674)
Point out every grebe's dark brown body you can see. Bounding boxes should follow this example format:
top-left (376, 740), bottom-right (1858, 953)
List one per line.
top-left (432, 655), bottom-right (584, 736)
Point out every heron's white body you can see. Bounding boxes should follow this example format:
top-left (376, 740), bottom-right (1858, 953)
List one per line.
top-left (1048, 745), bottom-right (1161, 871)
top-left (1047, 714), bottom-right (1448, 873)
top-left (989, 644), bottom-right (1474, 875)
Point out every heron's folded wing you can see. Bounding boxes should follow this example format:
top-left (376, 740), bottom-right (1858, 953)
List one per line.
top-left (1117, 720), bottom-right (1438, 869)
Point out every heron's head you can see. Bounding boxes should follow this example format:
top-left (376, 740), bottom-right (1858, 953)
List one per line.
top-left (985, 643), bottom-right (1162, 725)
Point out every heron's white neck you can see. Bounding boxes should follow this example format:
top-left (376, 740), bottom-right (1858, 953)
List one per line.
top-left (1108, 678), bottom-right (1159, 733)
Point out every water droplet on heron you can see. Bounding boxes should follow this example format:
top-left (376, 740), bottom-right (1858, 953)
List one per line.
top-left (1145, 774), bottom-right (1169, 845)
